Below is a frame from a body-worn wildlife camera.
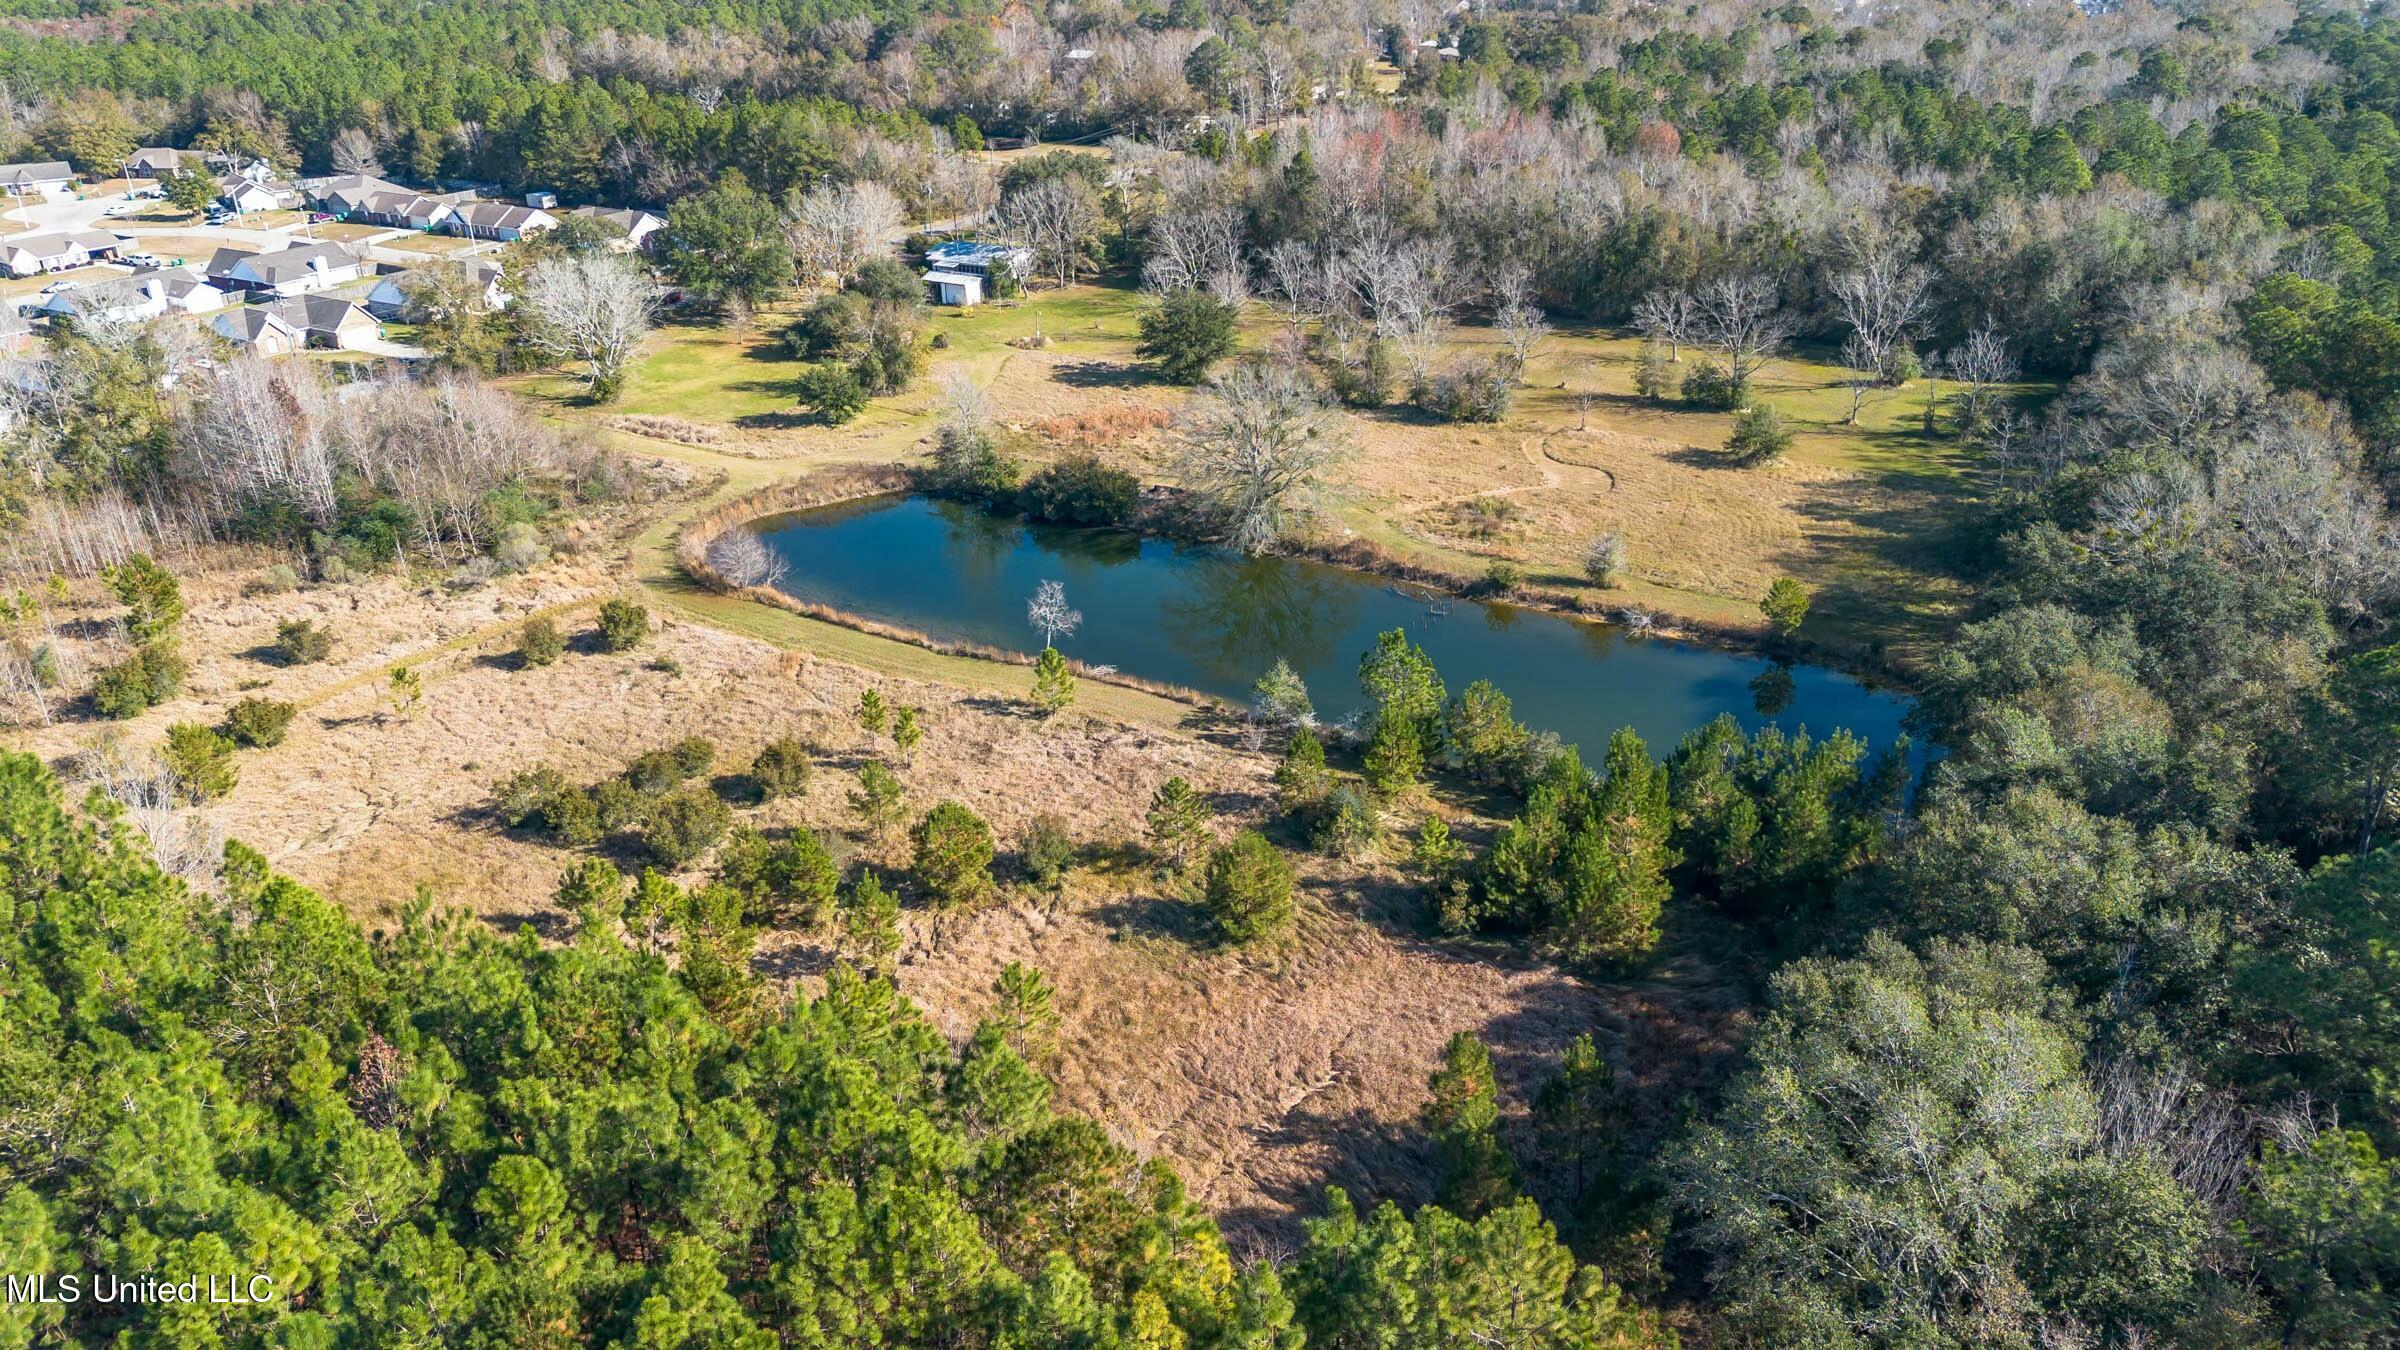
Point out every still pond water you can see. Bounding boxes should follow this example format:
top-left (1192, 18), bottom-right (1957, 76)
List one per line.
top-left (755, 495), bottom-right (1913, 759)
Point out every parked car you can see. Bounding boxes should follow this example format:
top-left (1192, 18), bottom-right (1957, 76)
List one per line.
top-left (102, 201), bottom-right (138, 217)
top-left (307, 212), bottom-right (335, 224)
top-left (38, 280), bottom-right (76, 295)
top-left (121, 252), bottom-right (165, 270)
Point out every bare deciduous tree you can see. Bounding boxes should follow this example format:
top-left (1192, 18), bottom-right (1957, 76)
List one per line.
top-left (328, 126), bottom-right (383, 177)
top-left (520, 253), bottom-right (657, 398)
top-left (788, 180), bottom-right (905, 282)
top-left (1142, 206), bottom-right (1245, 295)
top-left (1944, 320), bottom-right (2020, 435)
top-left (1694, 272), bottom-right (1792, 392)
top-left (1632, 288), bottom-right (1699, 361)
top-left (1026, 579), bottom-right (1082, 647)
top-left (1173, 363), bottom-right (1351, 554)
top-left (707, 527), bottom-right (788, 589)
top-left (1492, 266), bottom-right (1550, 378)
top-left (1000, 178), bottom-right (1102, 289)
top-left (1261, 239), bottom-right (1337, 333)
top-left (1829, 243), bottom-right (1935, 423)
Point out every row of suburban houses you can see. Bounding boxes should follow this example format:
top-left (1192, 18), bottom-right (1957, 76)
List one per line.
top-left (303, 174), bottom-right (663, 247)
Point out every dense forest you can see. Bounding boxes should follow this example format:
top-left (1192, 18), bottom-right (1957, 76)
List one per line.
top-left (5, 0), bottom-right (2400, 1343)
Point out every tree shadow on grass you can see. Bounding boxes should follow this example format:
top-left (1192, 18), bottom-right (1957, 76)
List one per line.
top-left (1051, 358), bottom-right (1161, 389)
top-left (1087, 892), bottom-right (1209, 944)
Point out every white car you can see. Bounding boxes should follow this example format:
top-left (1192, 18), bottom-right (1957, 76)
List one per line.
top-left (38, 280), bottom-right (76, 295)
top-left (102, 201), bottom-right (138, 217)
top-left (121, 252), bottom-right (165, 270)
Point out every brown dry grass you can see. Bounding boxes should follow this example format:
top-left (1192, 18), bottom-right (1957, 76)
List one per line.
top-left (4, 534), bottom-right (1749, 1246)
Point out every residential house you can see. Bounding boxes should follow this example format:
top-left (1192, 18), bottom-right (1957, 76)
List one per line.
top-left (0, 229), bottom-right (125, 277)
top-left (143, 267), bottom-right (233, 315)
top-left (365, 259), bottom-right (505, 320)
top-left (262, 294), bottom-right (381, 349)
top-left (0, 161), bottom-right (73, 200)
top-left (919, 240), bottom-right (1034, 306)
top-left (353, 190), bottom-right (458, 232)
top-left (36, 267), bottom-right (232, 326)
top-left (305, 174), bottom-right (406, 217)
top-left (126, 147), bottom-right (191, 179)
top-left (449, 200), bottom-right (559, 241)
top-left (210, 307), bottom-right (305, 356)
top-left (217, 176), bottom-right (300, 214)
top-left (567, 205), bottom-right (667, 251)
top-left (205, 241), bottom-right (367, 296)
top-left (33, 276), bottom-right (166, 326)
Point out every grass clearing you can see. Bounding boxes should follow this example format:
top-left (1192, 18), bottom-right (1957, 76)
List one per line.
top-left (539, 282), bottom-right (2017, 671)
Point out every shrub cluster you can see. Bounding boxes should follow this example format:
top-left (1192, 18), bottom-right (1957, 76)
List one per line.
top-left (492, 736), bottom-right (733, 864)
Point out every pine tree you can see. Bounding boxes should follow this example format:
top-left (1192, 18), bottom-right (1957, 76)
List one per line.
top-left (1533, 1032), bottom-right (1621, 1222)
top-left (1030, 646), bottom-right (1076, 715)
top-left (1274, 728), bottom-right (1332, 817)
top-left (911, 801), bottom-right (995, 906)
top-left (1146, 776), bottom-right (1213, 871)
top-left (992, 962), bottom-right (1060, 1060)
top-left (1556, 730), bottom-right (1676, 964)
top-left (839, 872), bottom-right (902, 975)
top-left (1424, 1032), bottom-right (1519, 1217)
top-left (849, 760), bottom-right (906, 839)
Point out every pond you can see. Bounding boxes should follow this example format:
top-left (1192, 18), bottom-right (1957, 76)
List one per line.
top-left (753, 495), bottom-right (1915, 761)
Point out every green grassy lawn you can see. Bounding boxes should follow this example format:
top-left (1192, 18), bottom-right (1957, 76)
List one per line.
top-left (527, 282), bottom-right (2036, 676)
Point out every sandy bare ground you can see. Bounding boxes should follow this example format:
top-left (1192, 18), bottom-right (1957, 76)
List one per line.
top-left (6, 549), bottom-right (1747, 1246)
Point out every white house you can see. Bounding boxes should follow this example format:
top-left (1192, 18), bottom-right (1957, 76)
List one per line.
top-left (0, 229), bottom-right (124, 277)
top-left (920, 240), bottom-right (1034, 306)
top-left (36, 268), bottom-right (231, 326)
top-left (34, 276), bottom-right (166, 326)
top-left (205, 241), bottom-right (366, 296)
top-left (567, 205), bottom-right (667, 251)
top-left (216, 175), bottom-right (301, 214)
top-left (449, 200), bottom-right (559, 241)
top-left (366, 259), bottom-right (506, 320)
top-left (0, 161), bottom-right (73, 200)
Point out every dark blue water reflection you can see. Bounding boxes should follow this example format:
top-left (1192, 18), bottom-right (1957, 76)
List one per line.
top-left (755, 495), bottom-right (1912, 758)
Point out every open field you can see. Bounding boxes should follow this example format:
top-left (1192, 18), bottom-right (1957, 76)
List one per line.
top-left (5, 521), bottom-right (1748, 1245)
top-left (519, 283), bottom-right (2003, 669)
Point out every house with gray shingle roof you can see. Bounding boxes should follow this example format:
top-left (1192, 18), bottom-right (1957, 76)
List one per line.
top-left (0, 161), bottom-right (74, 199)
top-left (205, 241), bottom-right (367, 297)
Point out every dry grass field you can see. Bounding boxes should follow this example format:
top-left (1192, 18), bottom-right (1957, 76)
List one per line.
top-left (5, 529), bottom-right (1748, 1246)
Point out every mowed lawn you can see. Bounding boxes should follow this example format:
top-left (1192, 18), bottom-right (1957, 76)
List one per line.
top-left (532, 281), bottom-right (2024, 671)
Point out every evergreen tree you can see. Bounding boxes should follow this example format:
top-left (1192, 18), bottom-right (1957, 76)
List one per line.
top-left (911, 801), bottom-right (996, 906)
top-left (1145, 775), bottom-right (1213, 871)
top-left (1030, 646), bottom-right (1076, 715)
top-left (1554, 729), bottom-right (1676, 964)
top-left (1203, 830), bottom-right (1296, 944)
top-left (1424, 1032), bottom-right (1519, 1217)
